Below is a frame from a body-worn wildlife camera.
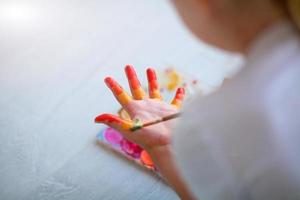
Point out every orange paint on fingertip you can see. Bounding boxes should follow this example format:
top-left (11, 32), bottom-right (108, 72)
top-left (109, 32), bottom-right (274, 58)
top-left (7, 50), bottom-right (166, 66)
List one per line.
top-left (141, 150), bottom-right (154, 167)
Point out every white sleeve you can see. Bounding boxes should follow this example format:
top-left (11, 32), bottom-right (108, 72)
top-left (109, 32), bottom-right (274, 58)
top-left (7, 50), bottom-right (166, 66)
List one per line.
top-left (172, 88), bottom-right (300, 200)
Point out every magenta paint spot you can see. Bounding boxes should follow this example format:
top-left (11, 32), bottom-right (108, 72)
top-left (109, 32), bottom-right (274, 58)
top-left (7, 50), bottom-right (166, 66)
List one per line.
top-left (103, 127), bottom-right (123, 145)
top-left (120, 139), bottom-right (143, 158)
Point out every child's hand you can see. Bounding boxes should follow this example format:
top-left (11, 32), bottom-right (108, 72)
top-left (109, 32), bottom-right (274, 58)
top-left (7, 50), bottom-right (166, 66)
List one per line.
top-left (95, 65), bottom-right (185, 151)
top-left (95, 66), bottom-right (195, 200)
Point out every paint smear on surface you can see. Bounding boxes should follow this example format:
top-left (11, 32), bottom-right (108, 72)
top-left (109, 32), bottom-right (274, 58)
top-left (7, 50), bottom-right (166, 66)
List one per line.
top-left (103, 127), bottom-right (123, 145)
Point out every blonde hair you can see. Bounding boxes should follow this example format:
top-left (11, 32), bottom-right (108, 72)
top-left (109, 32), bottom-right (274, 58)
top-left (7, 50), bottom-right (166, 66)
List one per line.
top-left (288, 0), bottom-right (300, 29)
top-left (274, 0), bottom-right (300, 31)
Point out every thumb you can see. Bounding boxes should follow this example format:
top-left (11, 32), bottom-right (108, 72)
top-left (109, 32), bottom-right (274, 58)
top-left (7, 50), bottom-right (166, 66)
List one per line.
top-left (95, 113), bottom-right (133, 132)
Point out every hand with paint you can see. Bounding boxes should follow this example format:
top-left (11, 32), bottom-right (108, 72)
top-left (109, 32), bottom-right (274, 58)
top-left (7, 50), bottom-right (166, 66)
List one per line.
top-left (95, 65), bottom-right (196, 200)
top-left (95, 65), bottom-right (185, 151)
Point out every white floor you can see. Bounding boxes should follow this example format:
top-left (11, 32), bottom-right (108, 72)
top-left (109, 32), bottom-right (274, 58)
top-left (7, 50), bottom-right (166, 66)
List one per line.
top-left (0, 1), bottom-right (241, 199)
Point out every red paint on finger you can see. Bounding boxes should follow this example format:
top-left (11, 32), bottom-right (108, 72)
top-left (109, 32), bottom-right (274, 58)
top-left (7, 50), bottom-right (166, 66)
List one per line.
top-left (95, 114), bottom-right (123, 124)
top-left (129, 78), bottom-right (141, 89)
top-left (174, 87), bottom-right (185, 101)
top-left (146, 68), bottom-right (157, 82)
top-left (149, 81), bottom-right (158, 90)
top-left (125, 65), bottom-right (141, 89)
top-left (147, 68), bottom-right (158, 90)
top-left (125, 65), bottom-right (136, 79)
top-left (105, 77), bottom-right (123, 95)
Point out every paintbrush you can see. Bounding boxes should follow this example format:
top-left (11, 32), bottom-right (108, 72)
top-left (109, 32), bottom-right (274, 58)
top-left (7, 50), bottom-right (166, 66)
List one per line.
top-left (130, 112), bottom-right (181, 131)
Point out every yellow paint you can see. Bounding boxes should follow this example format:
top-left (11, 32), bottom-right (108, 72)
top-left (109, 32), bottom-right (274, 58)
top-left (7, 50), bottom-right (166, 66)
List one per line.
top-left (171, 100), bottom-right (181, 108)
top-left (132, 88), bottom-right (146, 100)
top-left (151, 90), bottom-right (162, 100)
top-left (117, 92), bottom-right (132, 105)
top-left (167, 70), bottom-right (181, 91)
top-left (121, 121), bottom-right (133, 130)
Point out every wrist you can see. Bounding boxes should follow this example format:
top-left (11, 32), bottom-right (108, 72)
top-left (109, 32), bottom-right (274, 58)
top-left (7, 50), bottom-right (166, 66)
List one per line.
top-left (146, 144), bottom-right (173, 161)
top-left (147, 144), bottom-right (197, 200)
top-left (145, 144), bottom-right (174, 172)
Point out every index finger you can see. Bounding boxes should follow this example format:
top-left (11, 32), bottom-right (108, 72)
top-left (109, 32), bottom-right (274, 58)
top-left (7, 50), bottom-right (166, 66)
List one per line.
top-left (105, 77), bottom-right (132, 107)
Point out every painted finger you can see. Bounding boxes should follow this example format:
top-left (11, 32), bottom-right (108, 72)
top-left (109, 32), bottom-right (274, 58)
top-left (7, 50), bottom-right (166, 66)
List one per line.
top-left (95, 114), bottom-right (133, 131)
top-left (171, 87), bottom-right (185, 108)
top-left (147, 68), bottom-right (162, 100)
top-left (105, 77), bottom-right (132, 107)
top-left (125, 65), bottom-right (146, 100)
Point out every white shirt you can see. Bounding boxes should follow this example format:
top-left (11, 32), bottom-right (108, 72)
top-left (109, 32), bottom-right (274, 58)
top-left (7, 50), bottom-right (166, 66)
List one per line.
top-left (173, 21), bottom-right (300, 200)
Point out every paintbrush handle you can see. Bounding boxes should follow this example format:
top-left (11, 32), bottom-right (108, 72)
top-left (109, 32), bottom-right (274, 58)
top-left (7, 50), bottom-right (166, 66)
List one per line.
top-left (161, 112), bottom-right (181, 121)
top-left (142, 113), bottom-right (180, 127)
top-left (142, 112), bottom-right (181, 128)
top-left (130, 113), bottom-right (181, 131)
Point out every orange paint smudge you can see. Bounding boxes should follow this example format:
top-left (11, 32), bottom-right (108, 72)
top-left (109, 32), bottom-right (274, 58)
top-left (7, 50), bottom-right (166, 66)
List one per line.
top-left (141, 150), bottom-right (154, 167)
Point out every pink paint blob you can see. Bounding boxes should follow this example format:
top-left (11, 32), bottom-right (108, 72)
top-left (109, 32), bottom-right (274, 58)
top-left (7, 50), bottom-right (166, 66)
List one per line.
top-left (120, 139), bottom-right (143, 158)
top-left (103, 127), bottom-right (123, 145)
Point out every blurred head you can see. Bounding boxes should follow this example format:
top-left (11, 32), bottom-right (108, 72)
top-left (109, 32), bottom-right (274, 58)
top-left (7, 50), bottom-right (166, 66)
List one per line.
top-left (172, 0), bottom-right (300, 53)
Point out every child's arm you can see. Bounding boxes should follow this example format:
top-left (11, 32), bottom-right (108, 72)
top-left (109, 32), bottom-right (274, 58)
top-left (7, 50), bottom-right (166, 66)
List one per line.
top-left (148, 145), bottom-right (197, 200)
top-left (95, 65), bottom-right (196, 199)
